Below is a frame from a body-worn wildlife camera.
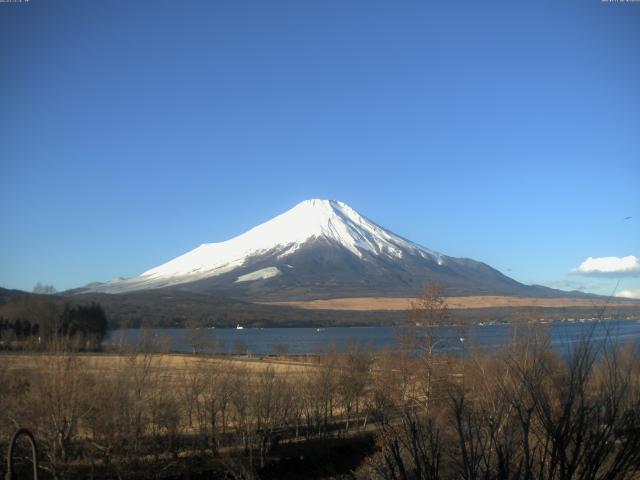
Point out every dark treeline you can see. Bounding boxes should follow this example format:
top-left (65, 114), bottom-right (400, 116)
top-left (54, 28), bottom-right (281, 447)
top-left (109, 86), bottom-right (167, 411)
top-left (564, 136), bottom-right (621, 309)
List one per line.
top-left (0, 295), bottom-right (108, 350)
top-left (0, 317), bottom-right (40, 338)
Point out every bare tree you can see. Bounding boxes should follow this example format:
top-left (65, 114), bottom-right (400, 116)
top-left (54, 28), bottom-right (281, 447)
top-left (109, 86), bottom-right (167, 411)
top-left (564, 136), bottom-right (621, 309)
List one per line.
top-left (30, 338), bottom-right (94, 468)
top-left (33, 282), bottom-right (57, 295)
top-left (403, 283), bottom-right (449, 412)
top-left (337, 342), bottom-right (374, 431)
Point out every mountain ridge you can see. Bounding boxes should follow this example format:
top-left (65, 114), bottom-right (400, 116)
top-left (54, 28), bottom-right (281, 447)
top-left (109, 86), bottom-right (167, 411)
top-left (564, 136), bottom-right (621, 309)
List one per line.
top-left (74, 199), bottom-right (590, 301)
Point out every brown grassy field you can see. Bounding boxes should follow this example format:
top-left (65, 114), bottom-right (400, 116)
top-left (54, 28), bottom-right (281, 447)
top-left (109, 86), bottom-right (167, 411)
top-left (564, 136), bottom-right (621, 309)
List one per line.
top-left (262, 295), bottom-right (640, 311)
top-left (4, 336), bottom-right (640, 479)
top-left (0, 351), bottom-right (318, 380)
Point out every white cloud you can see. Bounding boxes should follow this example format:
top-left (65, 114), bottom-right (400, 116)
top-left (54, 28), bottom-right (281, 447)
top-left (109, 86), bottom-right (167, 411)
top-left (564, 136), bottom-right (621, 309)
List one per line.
top-left (570, 255), bottom-right (640, 277)
top-left (617, 289), bottom-right (640, 299)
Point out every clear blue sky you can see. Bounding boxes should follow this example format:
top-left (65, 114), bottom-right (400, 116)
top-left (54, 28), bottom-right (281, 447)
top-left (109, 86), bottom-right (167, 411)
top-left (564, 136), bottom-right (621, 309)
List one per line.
top-left (1, 0), bottom-right (639, 296)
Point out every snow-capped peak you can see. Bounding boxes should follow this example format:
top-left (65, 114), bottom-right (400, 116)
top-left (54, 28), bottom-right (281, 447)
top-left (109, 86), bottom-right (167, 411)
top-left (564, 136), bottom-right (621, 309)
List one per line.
top-left (141, 199), bottom-right (436, 277)
top-left (88, 199), bottom-right (440, 292)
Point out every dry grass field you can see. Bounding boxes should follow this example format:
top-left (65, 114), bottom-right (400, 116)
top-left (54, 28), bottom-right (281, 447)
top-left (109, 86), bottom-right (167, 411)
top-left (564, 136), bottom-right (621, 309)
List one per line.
top-left (262, 295), bottom-right (640, 311)
top-left (4, 334), bottom-right (640, 479)
top-left (0, 351), bottom-right (318, 380)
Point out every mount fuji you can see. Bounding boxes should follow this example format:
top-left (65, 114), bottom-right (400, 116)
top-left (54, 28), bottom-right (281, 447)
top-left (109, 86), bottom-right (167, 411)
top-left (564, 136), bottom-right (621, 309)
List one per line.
top-left (78, 199), bottom-right (561, 300)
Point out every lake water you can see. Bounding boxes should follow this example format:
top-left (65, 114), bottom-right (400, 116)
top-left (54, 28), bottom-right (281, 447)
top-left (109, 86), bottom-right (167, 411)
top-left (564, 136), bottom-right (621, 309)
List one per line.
top-left (104, 319), bottom-right (640, 356)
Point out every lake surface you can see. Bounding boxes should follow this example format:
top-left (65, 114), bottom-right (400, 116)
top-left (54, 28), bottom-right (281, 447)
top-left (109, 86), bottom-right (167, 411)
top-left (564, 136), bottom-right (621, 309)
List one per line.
top-left (104, 319), bottom-right (640, 356)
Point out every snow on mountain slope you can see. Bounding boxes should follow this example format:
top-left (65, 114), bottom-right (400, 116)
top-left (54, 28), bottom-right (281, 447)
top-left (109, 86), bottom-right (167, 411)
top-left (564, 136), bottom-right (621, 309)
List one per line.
top-left (86, 199), bottom-right (442, 293)
top-left (235, 267), bottom-right (282, 283)
top-left (143, 199), bottom-right (438, 276)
